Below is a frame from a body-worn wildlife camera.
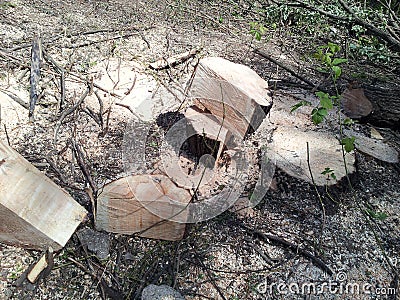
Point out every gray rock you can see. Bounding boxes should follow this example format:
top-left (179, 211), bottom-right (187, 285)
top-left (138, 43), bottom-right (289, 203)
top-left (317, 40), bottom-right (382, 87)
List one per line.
top-left (141, 284), bottom-right (185, 300)
top-left (77, 228), bottom-right (110, 260)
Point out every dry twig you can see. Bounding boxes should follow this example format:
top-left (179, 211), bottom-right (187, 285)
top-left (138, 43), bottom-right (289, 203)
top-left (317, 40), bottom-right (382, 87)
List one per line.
top-left (241, 224), bottom-right (333, 275)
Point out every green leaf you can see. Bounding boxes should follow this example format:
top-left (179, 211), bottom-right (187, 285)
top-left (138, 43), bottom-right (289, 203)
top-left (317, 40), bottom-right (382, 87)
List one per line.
top-left (259, 24), bottom-right (266, 34)
top-left (327, 42), bottom-right (340, 54)
top-left (332, 58), bottom-right (348, 66)
top-left (315, 91), bottom-right (329, 100)
top-left (365, 209), bottom-right (388, 221)
top-left (321, 167), bottom-right (336, 180)
top-left (316, 67), bottom-right (329, 73)
top-left (255, 31), bottom-right (261, 41)
top-left (341, 136), bottom-right (356, 153)
top-left (321, 167), bottom-right (333, 175)
top-left (312, 114), bottom-right (324, 125)
top-left (343, 118), bottom-right (354, 125)
top-left (325, 55), bottom-right (332, 66)
top-left (290, 100), bottom-right (312, 113)
top-left (313, 49), bottom-right (324, 61)
top-left (318, 107), bottom-right (328, 116)
top-left (332, 65), bottom-right (342, 80)
top-left (316, 91), bottom-right (333, 109)
top-left (311, 107), bottom-right (327, 125)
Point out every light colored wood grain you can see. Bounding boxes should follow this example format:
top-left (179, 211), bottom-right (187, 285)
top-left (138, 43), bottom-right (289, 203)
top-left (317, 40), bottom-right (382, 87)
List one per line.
top-left (190, 57), bottom-right (272, 138)
top-left (0, 140), bottom-right (87, 250)
top-left (96, 174), bottom-right (191, 241)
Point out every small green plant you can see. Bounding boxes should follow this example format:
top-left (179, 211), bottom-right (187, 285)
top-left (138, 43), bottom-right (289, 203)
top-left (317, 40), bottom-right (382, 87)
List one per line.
top-left (7, 263), bottom-right (24, 280)
top-left (290, 100), bottom-right (311, 113)
top-left (349, 35), bottom-right (391, 64)
top-left (0, 2), bottom-right (16, 9)
top-left (249, 21), bottom-right (267, 41)
top-left (365, 209), bottom-right (388, 221)
top-left (341, 136), bottom-right (356, 153)
top-left (88, 60), bottom-right (98, 68)
top-left (291, 42), bottom-right (355, 152)
top-left (149, 141), bottom-right (158, 148)
top-left (321, 167), bottom-right (336, 180)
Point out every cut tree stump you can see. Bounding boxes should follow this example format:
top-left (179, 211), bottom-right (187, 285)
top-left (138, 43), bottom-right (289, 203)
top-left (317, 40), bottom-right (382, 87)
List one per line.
top-left (269, 127), bottom-right (355, 186)
top-left (340, 81), bottom-right (400, 127)
top-left (190, 57), bottom-right (272, 139)
top-left (264, 93), bottom-right (356, 186)
top-left (184, 106), bottom-right (232, 166)
top-left (0, 140), bottom-right (87, 250)
top-left (95, 174), bottom-right (191, 241)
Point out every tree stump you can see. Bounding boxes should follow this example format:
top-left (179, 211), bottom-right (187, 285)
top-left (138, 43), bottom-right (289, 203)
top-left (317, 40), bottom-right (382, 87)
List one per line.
top-left (264, 93), bottom-right (356, 186)
top-left (340, 81), bottom-right (400, 127)
top-left (184, 106), bottom-right (232, 166)
top-left (189, 57), bottom-right (273, 139)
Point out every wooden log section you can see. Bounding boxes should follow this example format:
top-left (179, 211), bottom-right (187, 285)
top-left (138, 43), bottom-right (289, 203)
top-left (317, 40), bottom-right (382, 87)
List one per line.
top-left (0, 140), bottom-right (87, 250)
top-left (190, 57), bottom-right (273, 139)
top-left (95, 174), bottom-right (191, 241)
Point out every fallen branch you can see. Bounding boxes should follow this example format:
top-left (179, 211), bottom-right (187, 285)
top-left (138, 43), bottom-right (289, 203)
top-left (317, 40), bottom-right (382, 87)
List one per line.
top-left (67, 256), bottom-right (122, 300)
top-left (337, 0), bottom-right (400, 51)
top-left (29, 35), bottom-right (42, 122)
top-left (193, 247), bottom-right (227, 300)
top-left (253, 48), bottom-right (323, 91)
top-left (0, 49), bottom-right (24, 64)
top-left (285, 0), bottom-right (400, 51)
top-left (70, 138), bottom-right (98, 197)
top-left (70, 72), bottom-right (123, 98)
top-left (149, 49), bottom-right (198, 70)
top-left (114, 102), bottom-right (141, 119)
top-left (43, 50), bottom-right (66, 112)
top-left (124, 73), bottom-right (136, 95)
top-left (65, 32), bottom-right (143, 49)
top-left (3, 124), bottom-right (10, 146)
top-left (53, 86), bottom-right (90, 143)
top-left (0, 88), bottom-right (29, 109)
top-left (241, 224), bottom-right (333, 275)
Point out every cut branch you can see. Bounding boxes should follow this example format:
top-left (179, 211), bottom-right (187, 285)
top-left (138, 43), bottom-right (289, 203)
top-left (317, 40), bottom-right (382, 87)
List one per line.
top-left (240, 224), bottom-right (333, 275)
top-left (253, 48), bottom-right (322, 90)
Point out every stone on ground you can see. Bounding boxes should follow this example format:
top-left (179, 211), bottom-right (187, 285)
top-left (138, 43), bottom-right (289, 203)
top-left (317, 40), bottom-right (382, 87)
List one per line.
top-left (141, 284), bottom-right (185, 300)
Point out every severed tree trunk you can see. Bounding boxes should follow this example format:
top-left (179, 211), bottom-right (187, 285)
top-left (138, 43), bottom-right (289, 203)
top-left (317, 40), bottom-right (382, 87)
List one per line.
top-left (341, 81), bottom-right (400, 127)
top-left (190, 57), bottom-right (273, 139)
top-left (363, 83), bottom-right (400, 127)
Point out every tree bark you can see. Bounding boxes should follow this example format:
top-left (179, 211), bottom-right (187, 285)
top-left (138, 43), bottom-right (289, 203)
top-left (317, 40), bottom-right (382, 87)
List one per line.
top-left (363, 83), bottom-right (400, 127)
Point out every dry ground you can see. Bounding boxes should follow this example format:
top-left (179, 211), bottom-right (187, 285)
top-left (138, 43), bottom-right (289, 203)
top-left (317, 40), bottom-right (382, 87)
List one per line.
top-left (0, 1), bottom-right (399, 299)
